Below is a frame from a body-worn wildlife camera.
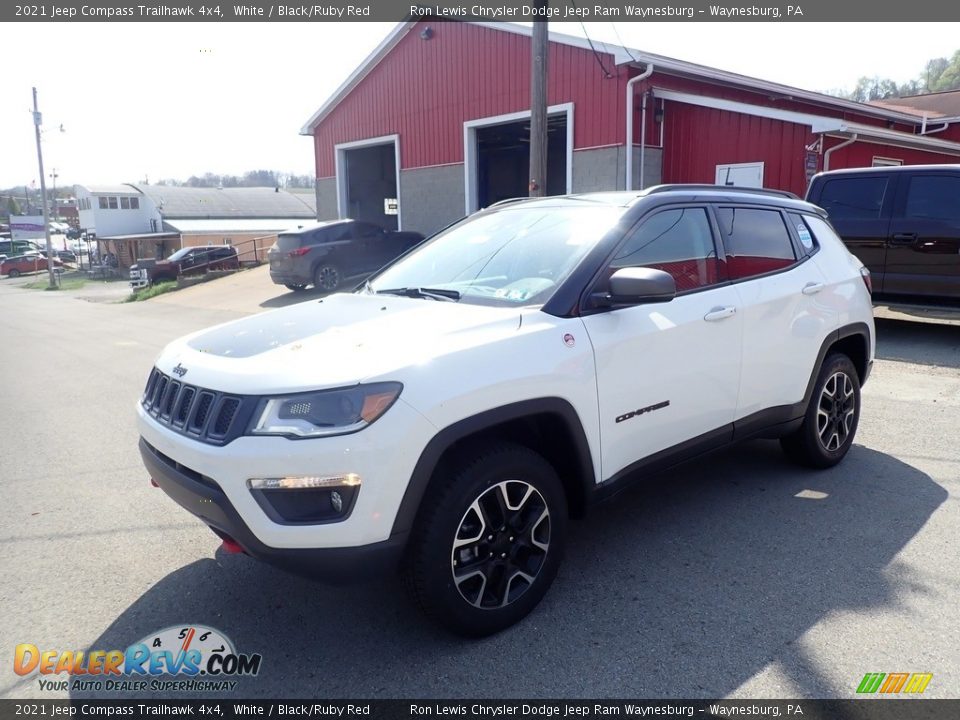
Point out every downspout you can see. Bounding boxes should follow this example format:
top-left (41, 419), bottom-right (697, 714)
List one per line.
top-left (823, 134), bottom-right (858, 172)
top-left (625, 63), bottom-right (654, 191)
top-left (640, 91), bottom-right (649, 190)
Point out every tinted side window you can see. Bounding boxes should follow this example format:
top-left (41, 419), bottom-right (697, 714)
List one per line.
top-left (352, 222), bottom-right (383, 239)
top-left (904, 175), bottom-right (960, 222)
top-left (611, 207), bottom-right (720, 292)
top-left (817, 177), bottom-right (889, 220)
top-left (716, 207), bottom-right (796, 281)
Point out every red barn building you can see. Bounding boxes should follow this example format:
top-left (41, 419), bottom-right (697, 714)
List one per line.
top-left (301, 21), bottom-right (960, 236)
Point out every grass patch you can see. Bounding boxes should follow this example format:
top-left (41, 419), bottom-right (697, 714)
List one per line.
top-left (125, 281), bottom-right (178, 302)
top-left (23, 278), bottom-right (89, 291)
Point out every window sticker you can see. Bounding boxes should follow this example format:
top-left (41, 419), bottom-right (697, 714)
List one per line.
top-left (797, 223), bottom-right (814, 249)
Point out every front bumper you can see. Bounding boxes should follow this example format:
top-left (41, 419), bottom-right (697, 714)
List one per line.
top-left (136, 397), bottom-right (437, 580)
top-left (140, 437), bottom-right (405, 582)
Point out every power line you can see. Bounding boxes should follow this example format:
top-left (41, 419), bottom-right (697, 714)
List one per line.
top-left (568, 0), bottom-right (614, 78)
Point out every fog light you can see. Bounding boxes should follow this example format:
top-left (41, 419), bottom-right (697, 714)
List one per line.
top-left (246, 473), bottom-right (361, 490)
top-left (247, 474), bottom-right (360, 524)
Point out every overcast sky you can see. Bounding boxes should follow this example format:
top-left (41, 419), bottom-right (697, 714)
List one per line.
top-left (2, 22), bottom-right (958, 192)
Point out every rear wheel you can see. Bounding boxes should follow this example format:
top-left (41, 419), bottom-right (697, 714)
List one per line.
top-left (781, 353), bottom-right (861, 468)
top-left (7, 269), bottom-right (20, 278)
top-left (406, 443), bottom-right (567, 637)
top-left (313, 264), bottom-right (341, 292)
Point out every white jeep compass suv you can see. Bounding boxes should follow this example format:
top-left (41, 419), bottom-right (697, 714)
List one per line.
top-left (137, 186), bottom-right (875, 636)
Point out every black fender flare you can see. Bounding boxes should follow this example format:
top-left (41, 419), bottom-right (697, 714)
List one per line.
top-left (389, 397), bottom-right (596, 538)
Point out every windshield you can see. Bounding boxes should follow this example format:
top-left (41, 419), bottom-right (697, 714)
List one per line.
top-left (166, 248), bottom-right (193, 261)
top-left (368, 204), bottom-right (623, 306)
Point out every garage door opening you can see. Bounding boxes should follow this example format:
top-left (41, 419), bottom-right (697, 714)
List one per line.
top-left (336, 136), bottom-right (400, 230)
top-left (464, 104), bottom-right (573, 214)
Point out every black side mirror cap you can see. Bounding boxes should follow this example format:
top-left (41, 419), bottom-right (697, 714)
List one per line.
top-left (593, 267), bottom-right (677, 307)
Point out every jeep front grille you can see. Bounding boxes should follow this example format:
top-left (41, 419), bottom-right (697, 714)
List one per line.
top-left (141, 368), bottom-right (255, 446)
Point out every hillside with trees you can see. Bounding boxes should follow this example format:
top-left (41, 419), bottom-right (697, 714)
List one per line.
top-left (834, 49), bottom-right (960, 102)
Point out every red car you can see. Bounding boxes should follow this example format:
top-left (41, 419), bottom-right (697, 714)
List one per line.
top-left (0, 253), bottom-right (63, 278)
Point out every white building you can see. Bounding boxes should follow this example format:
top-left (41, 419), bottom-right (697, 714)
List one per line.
top-left (75, 184), bottom-right (157, 237)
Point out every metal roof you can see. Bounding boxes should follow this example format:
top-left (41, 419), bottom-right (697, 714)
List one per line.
top-left (132, 185), bottom-right (316, 219)
top-left (301, 21), bottom-right (932, 135)
top-left (872, 90), bottom-right (960, 123)
top-left (162, 218), bottom-right (315, 233)
top-left (76, 184), bottom-right (141, 195)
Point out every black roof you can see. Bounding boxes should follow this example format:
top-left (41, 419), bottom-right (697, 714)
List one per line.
top-left (813, 164), bottom-right (960, 177)
top-left (488, 185), bottom-right (819, 214)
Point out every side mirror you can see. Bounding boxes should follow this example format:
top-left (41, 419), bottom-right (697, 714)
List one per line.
top-left (594, 267), bottom-right (676, 307)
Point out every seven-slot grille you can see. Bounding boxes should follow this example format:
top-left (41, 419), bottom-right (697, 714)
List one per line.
top-left (141, 367), bottom-right (250, 445)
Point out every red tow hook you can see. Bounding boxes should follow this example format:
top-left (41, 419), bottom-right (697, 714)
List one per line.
top-left (150, 478), bottom-right (159, 488)
top-left (220, 537), bottom-right (247, 555)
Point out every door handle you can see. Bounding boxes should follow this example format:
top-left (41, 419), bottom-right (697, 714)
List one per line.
top-left (802, 282), bottom-right (825, 295)
top-left (704, 306), bottom-right (737, 321)
top-left (890, 233), bottom-right (918, 244)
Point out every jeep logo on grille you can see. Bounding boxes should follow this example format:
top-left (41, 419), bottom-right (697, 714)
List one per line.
top-left (172, 363), bottom-right (188, 378)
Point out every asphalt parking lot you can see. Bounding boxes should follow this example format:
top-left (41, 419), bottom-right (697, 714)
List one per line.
top-left (0, 269), bottom-right (957, 700)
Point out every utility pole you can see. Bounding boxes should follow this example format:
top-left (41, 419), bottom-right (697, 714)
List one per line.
top-left (528, 12), bottom-right (548, 198)
top-left (32, 87), bottom-right (57, 289)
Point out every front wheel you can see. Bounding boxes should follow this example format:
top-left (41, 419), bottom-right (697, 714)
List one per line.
top-left (781, 352), bottom-right (861, 468)
top-left (406, 443), bottom-right (567, 637)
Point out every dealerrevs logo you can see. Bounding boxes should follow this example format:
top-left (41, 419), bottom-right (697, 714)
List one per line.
top-left (14, 625), bottom-right (262, 693)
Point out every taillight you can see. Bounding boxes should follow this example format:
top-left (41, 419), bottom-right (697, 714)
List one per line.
top-left (859, 266), bottom-right (872, 295)
top-left (288, 247), bottom-right (310, 257)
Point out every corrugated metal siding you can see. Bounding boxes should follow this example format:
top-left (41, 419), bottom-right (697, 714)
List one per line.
top-left (822, 138), bottom-right (960, 169)
top-left (661, 104), bottom-right (815, 195)
top-left (314, 22), bottom-right (626, 177)
top-left (313, 22), bottom-right (960, 193)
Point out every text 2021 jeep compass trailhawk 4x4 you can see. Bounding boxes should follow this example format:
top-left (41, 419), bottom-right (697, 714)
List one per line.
top-left (138, 186), bottom-right (875, 636)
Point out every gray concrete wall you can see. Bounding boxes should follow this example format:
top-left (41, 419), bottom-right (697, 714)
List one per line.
top-left (399, 164), bottom-right (465, 237)
top-left (572, 146), bottom-right (663, 193)
top-left (315, 178), bottom-right (338, 221)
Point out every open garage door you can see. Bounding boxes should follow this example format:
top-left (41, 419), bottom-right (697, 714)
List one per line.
top-left (464, 104), bottom-right (573, 214)
top-left (336, 135), bottom-right (401, 230)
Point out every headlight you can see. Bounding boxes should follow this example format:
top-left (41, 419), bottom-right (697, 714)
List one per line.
top-left (249, 382), bottom-right (402, 438)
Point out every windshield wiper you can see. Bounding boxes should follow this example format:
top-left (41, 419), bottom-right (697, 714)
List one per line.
top-left (375, 287), bottom-right (461, 302)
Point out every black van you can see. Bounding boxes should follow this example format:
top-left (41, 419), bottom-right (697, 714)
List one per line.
top-left (806, 165), bottom-right (960, 304)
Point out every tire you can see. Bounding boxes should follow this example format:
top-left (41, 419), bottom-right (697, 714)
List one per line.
top-left (780, 352), bottom-right (861, 469)
top-left (284, 283), bottom-right (307, 292)
top-left (406, 443), bottom-right (567, 637)
top-left (8, 269), bottom-right (20, 278)
top-left (313, 264), bottom-right (341, 292)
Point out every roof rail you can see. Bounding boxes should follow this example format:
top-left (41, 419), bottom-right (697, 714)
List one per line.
top-left (487, 196), bottom-right (538, 208)
top-left (645, 184), bottom-right (799, 200)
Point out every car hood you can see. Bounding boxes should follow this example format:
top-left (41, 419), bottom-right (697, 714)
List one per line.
top-left (157, 293), bottom-right (523, 394)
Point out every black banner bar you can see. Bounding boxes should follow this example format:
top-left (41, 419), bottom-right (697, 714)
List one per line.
top-left (1, 701), bottom-right (959, 720)
top-left (5, 0), bottom-right (960, 23)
